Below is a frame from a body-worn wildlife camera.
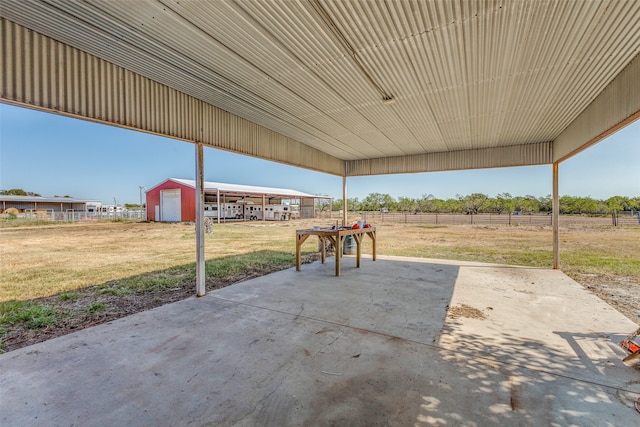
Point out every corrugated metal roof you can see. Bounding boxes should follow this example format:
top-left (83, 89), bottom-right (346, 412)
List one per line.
top-left (1, 0), bottom-right (639, 175)
top-left (0, 195), bottom-right (100, 204)
top-left (161, 178), bottom-right (330, 199)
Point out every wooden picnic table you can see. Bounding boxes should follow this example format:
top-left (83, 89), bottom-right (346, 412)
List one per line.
top-left (295, 226), bottom-right (376, 276)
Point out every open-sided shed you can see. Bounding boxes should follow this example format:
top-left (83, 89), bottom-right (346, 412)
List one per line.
top-left (0, 195), bottom-right (100, 214)
top-left (145, 178), bottom-right (329, 222)
top-left (1, 4), bottom-right (639, 423)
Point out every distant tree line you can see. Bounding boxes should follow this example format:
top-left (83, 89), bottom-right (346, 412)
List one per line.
top-left (324, 193), bottom-right (640, 215)
top-left (0, 188), bottom-right (75, 198)
top-left (0, 188), bottom-right (42, 197)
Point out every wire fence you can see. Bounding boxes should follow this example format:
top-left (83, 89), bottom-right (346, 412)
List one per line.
top-left (4, 209), bottom-right (639, 227)
top-left (362, 212), bottom-right (554, 226)
top-left (8, 209), bottom-right (147, 222)
top-left (318, 211), bottom-right (640, 227)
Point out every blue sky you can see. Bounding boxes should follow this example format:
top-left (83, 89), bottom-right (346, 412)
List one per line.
top-left (0, 102), bottom-right (638, 204)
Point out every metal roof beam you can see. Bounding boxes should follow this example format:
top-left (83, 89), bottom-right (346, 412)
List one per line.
top-left (346, 141), bottom-right (552, 176)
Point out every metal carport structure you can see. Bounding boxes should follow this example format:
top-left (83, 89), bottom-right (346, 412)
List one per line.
top-left (145, 177), bottom-right (332, 222)
top-left (1, 0), bottom-right (639, 295)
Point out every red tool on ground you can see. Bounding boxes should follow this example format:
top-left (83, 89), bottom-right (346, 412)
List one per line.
top-left (620, 314), bottom-right (640, 366)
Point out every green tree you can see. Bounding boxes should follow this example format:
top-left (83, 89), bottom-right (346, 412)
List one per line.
top-left (606, 196), bottom-right (632, 213)
top-left (396, 196), bottom-right (418, 213)
top-left (460, 193), bottom-right (489, 214)
top-left (537, 195), bottom-right (552, 213)
top-left (0, 188), bottom-right (41, 196)
top-left (430, 198), bottom-right (448, 213)
top-left (513, 195), bottom-right (539, 213)
top-left (559, 195), bottom-right (574, 214)
top-left (494, 193), bottom-right (514, 214)
top-left (576, 196), bottom-right (599, 214)
top-left (559, 195), bottom-right (599, 214)
top-left (315, 197), bottom-right (331, 213)
top-left (333, 197), bottom-right (361, 212)
top-left (347, 197), bottom-right (361, 212)
top-left (360, 193), bottom-right (396, 211)
top-left (417, 194), bottom-right (436, 213)
top-left (443, 198), bottom-right (464, 213)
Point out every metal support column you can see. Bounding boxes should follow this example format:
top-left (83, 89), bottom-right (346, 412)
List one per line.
top-left (216, 189), bottom-right (221, 224)
top-left (195, 143), bottom-right (206, 296)
top-left (552, 162), bottom-right (560, 270)
top-left (342, 176), bottom-right (347, 226)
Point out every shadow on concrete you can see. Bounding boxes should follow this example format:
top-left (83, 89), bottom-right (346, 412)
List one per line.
top-left (430, 323), bottom-right (640, 425)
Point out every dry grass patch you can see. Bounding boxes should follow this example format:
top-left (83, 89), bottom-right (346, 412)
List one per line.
top-left (1, 219), bottom-right (638, 353)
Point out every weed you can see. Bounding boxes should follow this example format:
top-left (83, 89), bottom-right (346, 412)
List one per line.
top-left (86, 302), bottom-right (106, 313)
top-left (0, 301), bottom-right (57, 329)
top-left (59, 292), bottom-right (80, 301)
top-left (0, 218), bottom-right (52, 228)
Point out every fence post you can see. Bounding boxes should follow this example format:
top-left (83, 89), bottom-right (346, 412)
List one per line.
top-left (470, 213), bottom-right (473, 225)
top-left (405, 213), bottom-right (408, 224)
top-left (435, 214), bottom-right (438, 225)
top-left (508, 212), bottom-right (511, 226)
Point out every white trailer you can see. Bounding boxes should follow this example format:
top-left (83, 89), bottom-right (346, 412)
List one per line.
top-left (205, 202), bottom-right (298, 221)
top-left (264, 204), bottom-right (294, 220)
top-left (248, 204), bottom-right (297, 221)
top-left (244, 204), bottom-right (262, 220)
top-left (204, 203), bottom-right (243, 219)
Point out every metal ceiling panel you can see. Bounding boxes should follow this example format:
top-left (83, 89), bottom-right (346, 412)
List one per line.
top-left (1, 0), bottom-right (639, 175)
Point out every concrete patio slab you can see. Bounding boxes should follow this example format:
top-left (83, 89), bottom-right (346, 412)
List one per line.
top-left (1, 255), bottom-right (638, 426)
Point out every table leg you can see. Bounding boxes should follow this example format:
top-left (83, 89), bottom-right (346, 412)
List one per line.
top-left (296, 233), bottom-right (310, 271)
top-left (335, 235), bottom-right (342, 276)
top-left (353, 233), bottom-right (362, 268)
top-left (367, 231), bottom-right (376, 261)
top-left (320, 236), bottom-right (326, 264)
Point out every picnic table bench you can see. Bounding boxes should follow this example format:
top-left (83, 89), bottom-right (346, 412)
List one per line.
top-left (295, 226), bottom-right (376, 276)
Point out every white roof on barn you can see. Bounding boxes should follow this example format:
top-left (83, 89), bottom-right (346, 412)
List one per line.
top-left (157, 178), bottom-right (330, 199)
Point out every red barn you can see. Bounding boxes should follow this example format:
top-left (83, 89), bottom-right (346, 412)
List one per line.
top-left (145, 178), bottom-right (327, 222)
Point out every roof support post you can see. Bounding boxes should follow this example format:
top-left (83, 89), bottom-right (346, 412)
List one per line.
top-left (216, 189), bottom-right (221, 224)
top-left (552, 162), bottom-right (559, 270)
top-left (195, 143), bottom-right (206, 296)
top-left (342, 176), bottom-right (347, 226)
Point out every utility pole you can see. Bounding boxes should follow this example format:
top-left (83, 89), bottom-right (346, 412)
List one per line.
top-left (139, 186), bottom-right (145, 220)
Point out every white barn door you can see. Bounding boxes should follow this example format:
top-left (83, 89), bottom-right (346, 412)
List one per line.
top-left (160, 189), bottom-right (181, 222)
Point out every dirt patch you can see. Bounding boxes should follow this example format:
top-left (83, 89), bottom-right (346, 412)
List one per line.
top-left (574, 273), bottom-right (640, 325)
top-left (1, 253), bottom-right (320, 353)
top-left (447, 303), bottom-right (487, 320)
